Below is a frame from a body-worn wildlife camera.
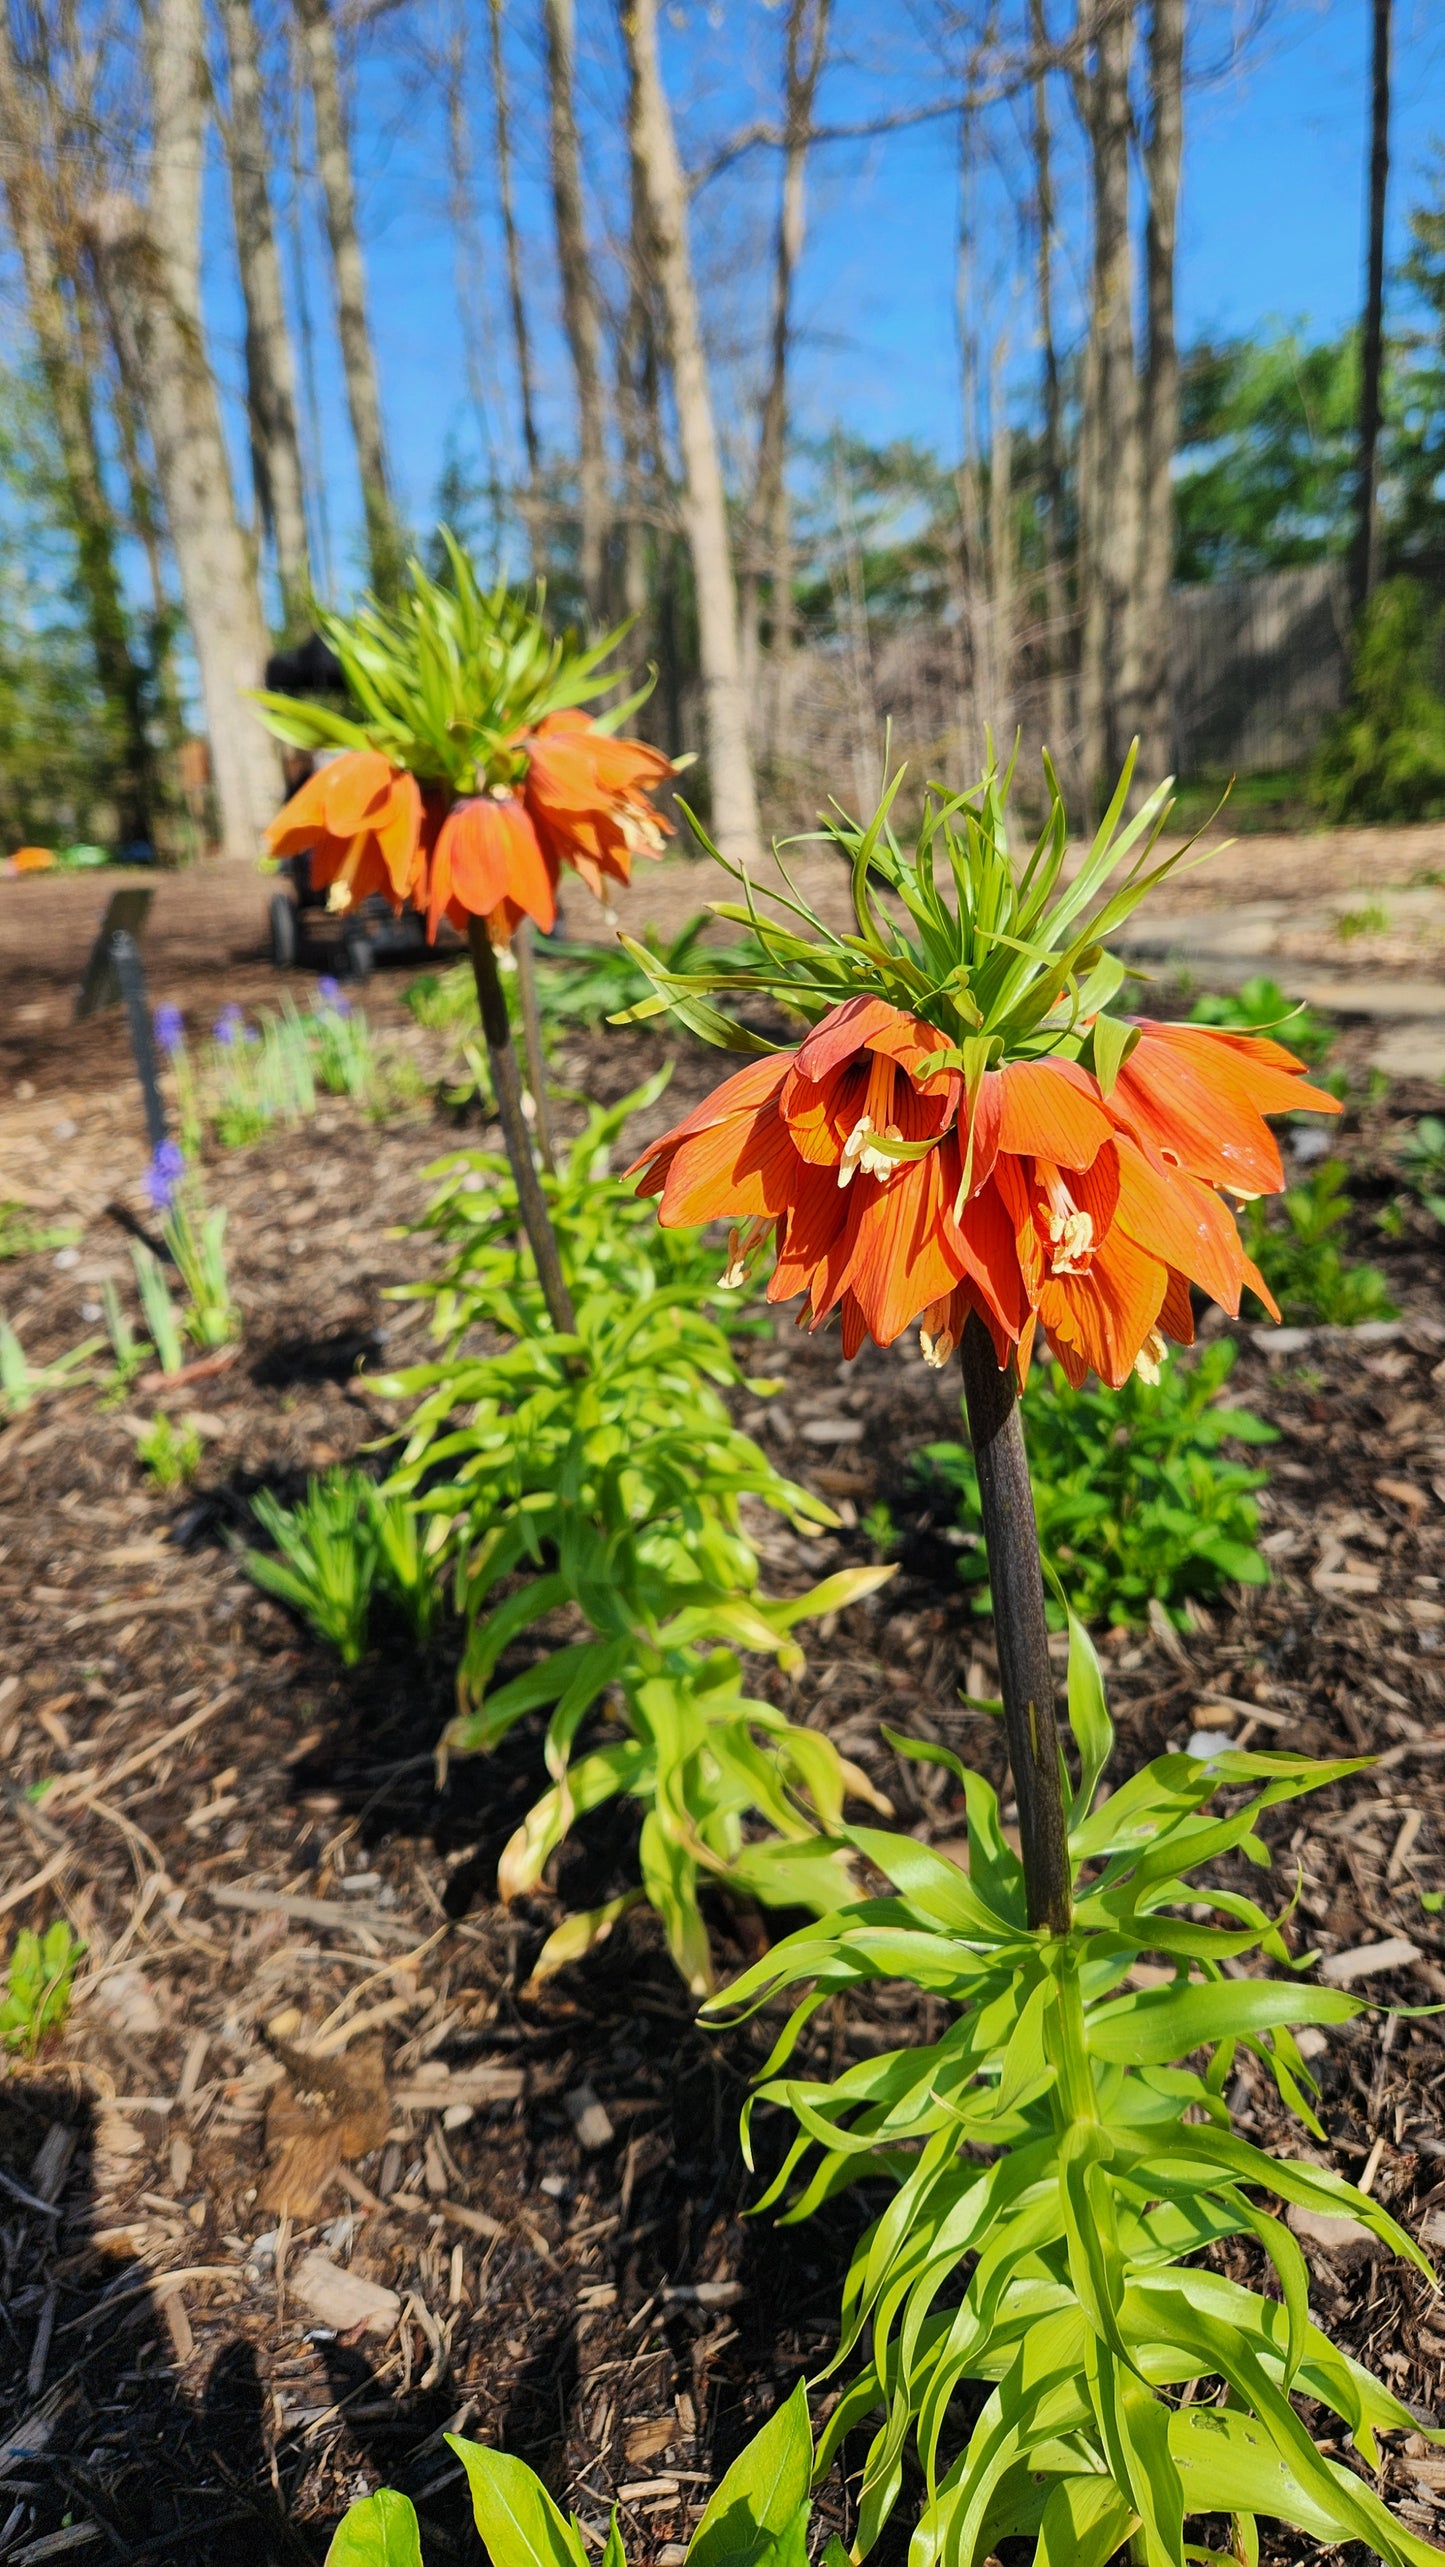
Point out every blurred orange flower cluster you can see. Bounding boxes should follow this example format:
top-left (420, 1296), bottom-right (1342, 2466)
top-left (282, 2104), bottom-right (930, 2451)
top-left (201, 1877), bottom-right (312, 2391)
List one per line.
top-left (265, 710), bottom-right (673, 943)
top-left (630, 995), bottom-right (1339, 1389)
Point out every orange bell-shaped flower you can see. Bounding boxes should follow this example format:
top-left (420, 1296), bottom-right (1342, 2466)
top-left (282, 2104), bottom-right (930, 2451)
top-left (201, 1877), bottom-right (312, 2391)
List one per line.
top-left (425, 793), bottom-right (558, 944)
top-left (266, 750), bottom-right (427, 913)
top-left (521, 710), bottom-right (673, 900)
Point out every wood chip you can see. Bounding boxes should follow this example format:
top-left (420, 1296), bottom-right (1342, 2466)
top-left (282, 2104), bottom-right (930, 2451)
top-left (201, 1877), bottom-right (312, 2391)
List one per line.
top-left (289, 2250), bottom-right (399, 2336)
top-left (156, 2280), bottom-right (195, 2363)
top-left (207, 1883), bottom-right (412, 1939)
top-left (565, 2084), bottom-right (615, 2151)
top-left (1376, 1477), bottom-right (1431, 1513)
top-left (393, 2065), bottom-right (524, 2108)
top-left (1389, 1809), bottom-right (1424, 1884)
top-left (1319, 1936), bottom-right (1422, 1985)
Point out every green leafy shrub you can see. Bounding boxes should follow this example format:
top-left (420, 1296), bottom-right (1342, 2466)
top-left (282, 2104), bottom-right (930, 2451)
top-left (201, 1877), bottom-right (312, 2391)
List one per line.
top-left (1187, 975), bottom-right (1334, 1067)
top-left (922, 1341), bottom-right (1274, 1628)
top-left (708, 1633), bottom-right (1441, 2567)
top-left (0, 1921), bottom-right (82, 2053)
top-left (326, 2386), bottom-right (827, 2567)
top-left (1243, 1159), bottom-right (1397, 1326)
top-left (1312, 576), bottom-right (1445, 824)
top-left (244, 1468), bottom-right (443, 1664)
top-left (135, 1411), bottom-right (202, 1490)
top-left (380, 1078), bottom-right (890, 1992)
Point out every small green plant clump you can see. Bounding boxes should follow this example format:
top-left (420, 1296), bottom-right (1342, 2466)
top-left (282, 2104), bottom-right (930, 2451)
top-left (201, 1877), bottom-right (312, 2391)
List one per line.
top-left (1243, 1160), bottom-right (1397, 1326)
top-left (0, 1318), bottom-right (103, 1417)
top-left (134, 1411), bottom-right (202, 1490)
top-left (327, 2386), bottom-right (824, 2567)
top-left (0, 1201), bottom-right (81, 1260)
top-left (1187, 975), bottom-right (1334, 1067)
top-left (0, 1922), bottom-right (82, 2054)
top-left (922, 1340), bottom-right (1275, 1628)
top-left (1399, 1112), bottom-right (1445, 1226)
top-left (245, 1467), bottom-right (444, 1666)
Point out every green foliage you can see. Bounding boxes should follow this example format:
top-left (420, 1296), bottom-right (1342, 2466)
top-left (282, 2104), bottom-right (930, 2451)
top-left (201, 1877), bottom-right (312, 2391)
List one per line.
top-left (922, 1341), bottom-right (1275, 1629)
top-left (1336, 898), bottom-right (1393, 941)
top-left (100, 1277), bottom-right (145, 1402)
top-left (0, 1200), bottom-right (81, 1259)
top-left (1187, 975), bottom-right (1334, 1067)
top-left (135, 1411), bottom-right (202, 1491)
top-left (0, 1318), bottom-right (102, 1416)
top-left (162, 1184), bottom-right (237, 1349)
top-left (128, 1240), bottom-right (186, 1377)
top-left (1312, 579), bottom-right (1445, 825)
top-left (1174, 330), bottom-right (1359, 581)
top-left (708, 1637), bottom-right (1438, 2567)
top-left (380, 1078), bottom-right (890, 1993)
top-left (1243, 1160), bottom-right (1398, 1326)
top-left (244, 1467), bottom-right (443, 1665)
top-left (0, 1921), bottom-right (81, 2054)
top-left (326, 2390), bottom-right (824, 2567)
top-left (1399, 1113), bottom-right (1445, 1226)
top-left (406, 916), bottom-right (765, 1047)
top-left (620, 747), bottom-right (1178, 1094)
top-left (254, 533), bottom-right (647, 793)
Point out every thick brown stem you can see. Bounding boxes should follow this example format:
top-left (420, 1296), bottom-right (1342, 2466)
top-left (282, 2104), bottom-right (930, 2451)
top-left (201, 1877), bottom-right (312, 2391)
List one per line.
top-left (959, 1312), bottom-right (1072, 1934)
top-left (512, 922), bottom-right (556, 1175)
top-left (467, 921), bottom-right (575, 1337)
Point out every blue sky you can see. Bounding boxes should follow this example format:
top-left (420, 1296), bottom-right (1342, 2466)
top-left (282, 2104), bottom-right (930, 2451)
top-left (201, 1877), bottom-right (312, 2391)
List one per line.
top-left (191, 0), bottom-right (1445, 602)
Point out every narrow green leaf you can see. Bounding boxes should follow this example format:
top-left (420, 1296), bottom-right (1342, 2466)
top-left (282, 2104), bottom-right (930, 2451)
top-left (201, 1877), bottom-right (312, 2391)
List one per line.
top-left (325, 2490), bottom-right (424, 2567)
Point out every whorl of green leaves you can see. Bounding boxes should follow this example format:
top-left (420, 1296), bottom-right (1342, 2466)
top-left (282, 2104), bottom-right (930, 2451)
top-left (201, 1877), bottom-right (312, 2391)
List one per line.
top-left (706, 1623), bottom-right (1441, 2567)
top-left (614, 746), bottom-right (1211, 1091)
top-left (252, 530), bottom-right (646, 795)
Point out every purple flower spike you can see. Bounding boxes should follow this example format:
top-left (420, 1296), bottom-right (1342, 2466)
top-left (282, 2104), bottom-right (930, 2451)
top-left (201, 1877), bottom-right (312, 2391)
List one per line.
top-left (316, 975), bottom-right (351, 1016)
top-left (145, 1138), bottom-right (185, 1214)
top-left (213, 1003), bottom-right (245, 1046)
top-left (153, 1002), bottom-right (185, 1057)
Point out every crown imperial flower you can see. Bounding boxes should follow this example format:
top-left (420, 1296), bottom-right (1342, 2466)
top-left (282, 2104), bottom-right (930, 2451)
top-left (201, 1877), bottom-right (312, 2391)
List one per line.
top-left (625, 755), bottom-right (1340, 1389)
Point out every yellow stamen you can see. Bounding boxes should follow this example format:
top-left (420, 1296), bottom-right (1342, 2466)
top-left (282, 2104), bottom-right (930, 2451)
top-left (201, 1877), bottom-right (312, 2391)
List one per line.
top-left (1040, 1168), bottom-right (1094, 1274)
top-left (839, 1114), bottom-right (902, 1188)
top-left (1133, 1328), bottom-right (1168, 1386)
top-left (919, 1297), bottom-right (957, 1369)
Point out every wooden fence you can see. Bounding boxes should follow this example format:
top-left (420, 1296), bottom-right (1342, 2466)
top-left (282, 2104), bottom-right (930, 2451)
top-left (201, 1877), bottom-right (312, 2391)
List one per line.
top-left (1169, 562), bottom-right (1349, 775)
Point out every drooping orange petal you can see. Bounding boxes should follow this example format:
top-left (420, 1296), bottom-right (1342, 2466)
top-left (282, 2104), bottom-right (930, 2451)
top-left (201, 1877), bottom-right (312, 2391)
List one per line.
top-left (265, 764), bottom-right (334, 857)
top-left (372, 769), bottom-right (424, 902)
top-left (1140, 1023), bottom-right (1342, 1121)
top-left (780, 1056), bottom-right (868, 1166)
top-left (626, 1053), bottom-right (793, 1188)
top-left (322, 750), bottom-right (397, 836)
top-left (659, 1095), bottom-right (799, 1226)
top-left (839, 1148), bottom-right (968, 1347)
top-left (794, 995), bottom-right (911, 1084)
top-left (770, 1160), bottom-right (851, 1306)
top-left (992, 1058), bottom-right (1114, 1170)
top-left (951, 1168), bottom-right (1028, 1342)
top-left (1111, 1135), bottom-right (1244, 1314)
top-left (1158, 1266), bottom-right (1196, 1345)
top-left (1039, 1225), bottom-right (1168, 1390)
top-left (1240, 1252), bottom-right (1282, 1324)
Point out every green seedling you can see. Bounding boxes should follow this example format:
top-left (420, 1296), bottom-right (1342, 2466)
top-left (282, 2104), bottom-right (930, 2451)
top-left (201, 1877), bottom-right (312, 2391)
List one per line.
top-left (0, 1922), bottom-right (82, 2054)
top-left (135, 1411), bottom-right (202, 1490)
top-left (246, 1469), bottom-right (380, 1665)
top-left (0, 1201), bottom-right (82, 1259)
top-left (0, 1319), bottom-right (103, 1416)
top-left (129, 1240), bottom-right (187, 1376)
top-left (1243, 1159), bottom-right (1397, 1327)
top-left (162, 1187), bottom-right (238, 1348)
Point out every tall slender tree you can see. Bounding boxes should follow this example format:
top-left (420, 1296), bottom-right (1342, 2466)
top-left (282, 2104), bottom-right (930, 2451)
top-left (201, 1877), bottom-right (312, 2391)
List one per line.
top-left (1352, 0), bottom-right (1391, 611)
top-left (85, 0), bottom-right (281, 859)
top-left (293, 0), bottom-right (403, 598)
top-left (1137, 0), bottom-right (1183, 785)
top-left (1078, 0), bottom-right (1142, 804)
top-left (0, 4), bottom-right (156, 846)
top-left (1029, 0), bottom-right (1070, 759)
top-left (487, 0), bottom-right (539, 549)
top-left (219, 0), bottom-right (311, 625)
top-left (543, 0), bottom-right (608, 623)
top-left (739, 0), bottom-right (830, 737)
top-left (620, 0), bottom-right (761, 864)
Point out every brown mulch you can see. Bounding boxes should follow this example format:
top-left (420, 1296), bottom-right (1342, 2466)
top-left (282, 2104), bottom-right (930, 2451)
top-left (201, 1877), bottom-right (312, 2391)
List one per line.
top-left (2, 886), bottom-right (1445, 2560)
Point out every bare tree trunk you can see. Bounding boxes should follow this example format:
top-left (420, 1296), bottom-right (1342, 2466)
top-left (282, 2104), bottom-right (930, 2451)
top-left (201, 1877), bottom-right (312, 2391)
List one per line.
top-left (1352, 0), bottom-right (1391, 612)
top-left (294, 0), bottom-right (401, 598)
top-left (0, 17), bottom-right (155, 847)
top-left (542, 0), bottom-right (608, 623)
top-left (616, 145), bottom-right (652, 638)
top-left (1029, 0), bottom-right (1070, 763)
top-left (955, 105), bottom-right (988, 772)
top-left (1136, 0), bottom-right (1182, 786)
top-left (220, 0), bottom-right (311, 624)
top-left (488, 0), bottom-right (539, 552)
top-left (740, 0), bottom-right (830, 747)
top-left (989, 333), bottom-right (1014, 749)
top-left (1079, 0), bottom-right (1141, 807)
top-left (441, 0), bottom-right (499, 500)
top-left (620, 0), bottom-right (761, 866)
top-left (85, 0), bottom-right (281, 860)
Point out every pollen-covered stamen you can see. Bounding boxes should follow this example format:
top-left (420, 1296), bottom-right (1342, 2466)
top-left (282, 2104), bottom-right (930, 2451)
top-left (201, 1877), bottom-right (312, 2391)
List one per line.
top-left (919, 1296), bottom-right (958, 1369)
top-left (718, 1214), bottom-right (772, 1289)
top-left (1038, 1163), bottom-right (1095, 1274)
top-left (838, 1113), bottom-right (903, 1187)
top-left (1133, 1327), bottom-right (1168, 1385)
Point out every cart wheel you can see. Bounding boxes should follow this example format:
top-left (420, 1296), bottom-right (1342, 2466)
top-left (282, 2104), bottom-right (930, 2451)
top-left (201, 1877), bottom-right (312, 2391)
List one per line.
top-left (344, 926), bottom-right (376, 983)
top-left (269, 891), bottom-right (298, 968)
